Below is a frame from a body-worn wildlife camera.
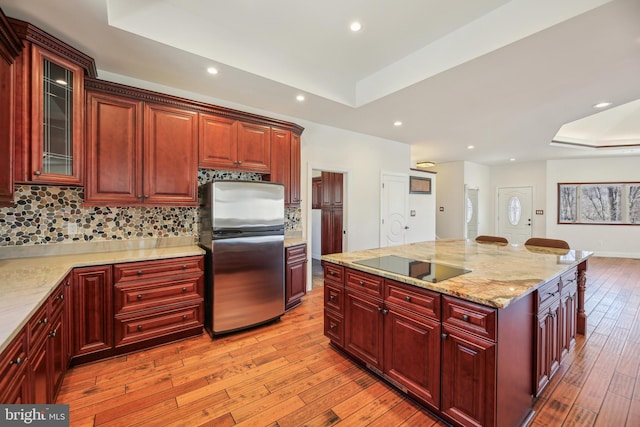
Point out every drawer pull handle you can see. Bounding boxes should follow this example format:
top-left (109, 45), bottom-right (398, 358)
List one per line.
top-left (9, 357), bottom-right (23, 366)
top-left (359, 280), bottom-right (364, 286)
top-left (49, 329), bottom-right (57, 338)
top-left (137, 294), bottom-right (143, 300)
top-left (137, 325), bottom-right (143, 331)
top-left (405, 296), bottom-right (411, 302)
top-left (182, 287), bottom-right (188, 293)
top-left (462, 314), bottom-right (469, 322)
top-left (137, 270), bottom-right (143, 275)
top-left (39, 318), bottom-right (48, 325)
top-left (182, 315), bottom-right (188, 320)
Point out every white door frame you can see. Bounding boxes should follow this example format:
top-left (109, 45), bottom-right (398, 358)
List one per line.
top-left (496, 186), bottom-right (533, 244)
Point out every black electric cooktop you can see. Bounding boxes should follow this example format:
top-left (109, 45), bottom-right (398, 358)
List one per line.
top-left (353, 255), bottom-right (470, 283)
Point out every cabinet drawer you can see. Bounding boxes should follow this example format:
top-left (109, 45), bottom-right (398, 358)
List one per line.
top-left (442, 296), bottom-right (496, 341)
top-left (286, 244), bottom-right (307, 263)
top-left (114, 256), bottom-right (204, 283)
top-left (0, 331), bottom-right (27, 386)
top-left (324, 282), bottom-right (344, 314)
top-left (384, 279), bottom-right (440, 320)
top-left (49, 282), bottom-right (67, 318)
top-left (28, 303), bottom-right (49, 351)
top-left (537, 277), bottom-right (561, 309)
top-left (324, 310), bottom-right (344, 348)
top-left (561, 267), bottom-right (578, 289)
top-left (323, 263), bottom-right (344, 284)
top-left (114, 276), bottom-right (203, 315)
top-left (346, 268), bottom-right (384, 298)
top-left (114, 303), bottom-right (203, 347)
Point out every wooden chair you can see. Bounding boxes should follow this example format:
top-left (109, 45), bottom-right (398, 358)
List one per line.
top-left (475, 235), bottom-right (508, 244)
top-left (524, 237), bottom-right (570, 250)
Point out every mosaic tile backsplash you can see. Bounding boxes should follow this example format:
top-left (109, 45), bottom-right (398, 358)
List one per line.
top-left (0, 170), bottom-right (302, 247)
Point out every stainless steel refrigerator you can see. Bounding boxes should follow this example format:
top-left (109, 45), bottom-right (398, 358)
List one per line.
top-left (199, 180), bottom-right (285, 336)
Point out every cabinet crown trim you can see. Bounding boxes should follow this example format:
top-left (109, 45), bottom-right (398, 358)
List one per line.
top-left (85, 78), bottom-right (304, 134)
top-left (0, 10), bottom-right (22, 62)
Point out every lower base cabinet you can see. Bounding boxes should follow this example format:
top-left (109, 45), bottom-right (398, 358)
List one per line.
top-left (285, 244), bottom-right (307, 311)
top-left (325, 265), bottom-right (534, 427)
top-left (0, 254), bottom-right (204, 404)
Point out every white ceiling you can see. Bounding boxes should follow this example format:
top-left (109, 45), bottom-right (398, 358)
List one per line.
top-left (2, 0), bottom-right (640, 166)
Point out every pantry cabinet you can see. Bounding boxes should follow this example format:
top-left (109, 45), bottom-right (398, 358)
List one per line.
top-left (85, 81), bottom-right (199, 206)
top-left (10, 18), bottom-right (96, 186)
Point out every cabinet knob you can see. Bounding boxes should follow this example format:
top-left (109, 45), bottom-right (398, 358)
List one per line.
top-left (182, 315), bottom-right (188, 320)
top-left (237, 160), bottom-right (243, 165)
top-left (182, 264), bottom-right (188, 269)
top-left (182, 287), bottom-right (188, 293)
top-left (359, 280), bottom-right (364, 286)
top-left (65, 281), bottom-right (71, 287)
top-left (49, 329), bottom-right (57, 338)
top-left (136, 294), bottom-right (143, 300)
top-left (329, 295), bottom-right (335, 301)
top-left (137, 195), bottom-right (143, 199)
top-left (137, 270), bottom-right (143, 275)
top-left (405, 295), bottom-right (411, 302)
top-left (461, 314), bottom-right (469, 322)
top-left (39, 317), bottom-right (48, 325)
top-left (383, 309), bottom-right (389, 315)
top-left (57, 294), bottom-right (64, 301)
top-left (144, 195), bottom-right (149, 199)
top-left (441, 333), bottom-right (448, 340)
top-left (137, 325), bottom-right (143, 331)
top-left (34, 170), bottom-right (41, 176)
top-left (9, 357), bottom-right (23, 366)
top-left (329, 323), bottom-right (337, 330)
top-left (329, 271), bottom-right (336, 276)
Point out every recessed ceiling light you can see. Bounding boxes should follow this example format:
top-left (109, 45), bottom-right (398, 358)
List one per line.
top-left (509, 158), bottom-right (516, 162)
top-left (393, 121), bottom-right (402, 127)
top-left (350, 21), bottom-right (362, 32)
top-left (593, 101), bottom-right (611, 108)
top-left (55, 79), bottom-right (67, 86)
top-left (207, 67), bottom-right (219, 75)
top-left (467, 145), bottom-right (475, 150)
top-left (296, 94), bottom-right (305, 102)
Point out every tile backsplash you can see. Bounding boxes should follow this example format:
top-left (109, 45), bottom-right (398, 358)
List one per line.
top-left (0, 170), bottom-right (302, 247)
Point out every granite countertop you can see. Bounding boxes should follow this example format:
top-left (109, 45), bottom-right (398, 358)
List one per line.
top-left (0, 243), bottom-right (204, 354)
top-left (321, 239), bottom-right (592, 309)
top-left (284, 237), bottom-right (307, 248)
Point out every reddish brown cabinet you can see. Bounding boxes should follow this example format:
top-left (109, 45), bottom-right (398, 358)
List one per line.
top-left (71, 265), bottom-right (113, 363)
top-left (85, 79), bottom-right (199, 206)
top-left (0, 331), bottom-right (28, 403)
top-left (0, 9), bottom-right (21, 206)
top-left (199, 113), bottom-right (271, 173)
top-left (10, 18), bottom-right (96, 186)
top-left (285, 243), bottom-right (307, 310)
top-left (325, 265), bottom-right (535, 427)
top-left (270, 128), bottom-right (301, 206)
top-left (321, 172), bottom-right (343, 255)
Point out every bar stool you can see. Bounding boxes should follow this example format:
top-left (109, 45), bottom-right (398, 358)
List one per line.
top-left (524, 237), bottom-right (570, 250)
top-left (475, 235), bottom-right (508, 244)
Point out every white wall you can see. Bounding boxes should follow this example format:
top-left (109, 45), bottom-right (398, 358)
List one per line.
top-left (464, 162), bottom-right (491, 236)
top-left (547, 156), bottom-right (640, 257)
top-left (301, 123), bottom-right (411, 253)
top-left (311, 209), bottom-right (321, 260)
top-left (490, 161), bottom-right (547, 238)
top-left (432, 162), bottom-right (465, 239)
top-left (407, 171), bottom-right (437, 243)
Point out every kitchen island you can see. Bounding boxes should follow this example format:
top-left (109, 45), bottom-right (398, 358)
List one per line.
top-left (321, 239), bottom-right (591, 427)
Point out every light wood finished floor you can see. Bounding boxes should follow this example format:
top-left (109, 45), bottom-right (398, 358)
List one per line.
top-left (57, 257), bottom-right (640, 426)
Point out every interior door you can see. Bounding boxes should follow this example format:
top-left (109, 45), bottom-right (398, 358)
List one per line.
top-left (497, 187), bottom-right (532, 244)
top-left (465, 187), bottom-right (479, 240)
top-left (381, 173), bottom-right (409, 247)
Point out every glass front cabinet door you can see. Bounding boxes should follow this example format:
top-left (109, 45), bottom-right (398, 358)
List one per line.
top-left (29, 45), bottom-right (84, 185)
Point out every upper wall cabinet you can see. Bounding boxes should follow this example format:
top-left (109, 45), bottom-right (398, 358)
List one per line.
top-left (85, 80), bottom-right (199, 206)
top-left (270, 128), bottom-right (302, 207)
top-left (0, 9), bottom-right (22, 207)
top-left (199, 113), bottom-right (271, 173)
top-left (10, 18), bottom-right (97, 186)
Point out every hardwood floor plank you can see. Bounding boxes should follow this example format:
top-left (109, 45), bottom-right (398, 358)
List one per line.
top-left (531, 380), bottom-right (581, 426)
top-left (593, 392), bottom-right (631, 427)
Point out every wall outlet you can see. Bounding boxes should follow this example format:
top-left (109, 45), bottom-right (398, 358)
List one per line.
top-left (67, 223), bottom-right (78, 236)
top-left (410, 210), bottom-right (416, 217)
top-left (439, 207), bottom-right (444, 212)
